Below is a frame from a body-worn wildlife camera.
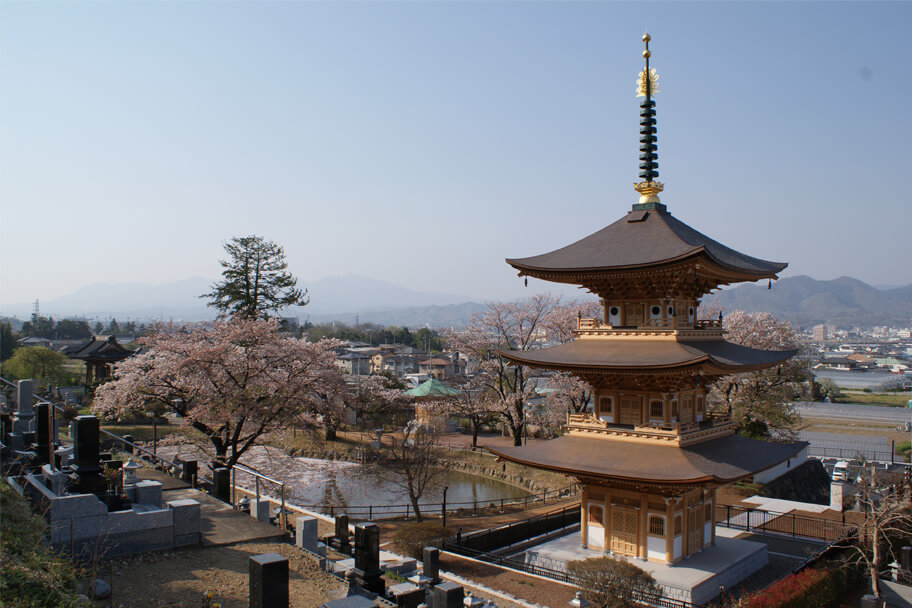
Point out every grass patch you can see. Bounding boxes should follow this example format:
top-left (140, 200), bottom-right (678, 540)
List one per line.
top-left (834, 392), bottom-right (912, 407)
top-left (0, 481), bottom-right (89, 607)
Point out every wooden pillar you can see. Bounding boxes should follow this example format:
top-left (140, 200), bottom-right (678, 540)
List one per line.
top-left (710, 488), bottom-right (717, 545)
top-left (638, 494), bottom-right (648, 560)
top-left (664, 499), bottom-right (673, 563)
top-left (663, 393), bottom-right (670, 425)
top-left (580, 485), bottom-right (589, 548)
top-left (603, 490), bottom-right (612, 553)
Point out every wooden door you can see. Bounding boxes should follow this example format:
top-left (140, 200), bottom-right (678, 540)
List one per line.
top-left (681, 395), bottom-right (694, 424)
top-left (610, 508), bottom-right (638, 556)
top-left (687, 507), bottom-right (702, 554)
top-left (619, 396), bottom-right (641, 426)
top-left (624, 303), bottom-right (644, 327)
top-left (587, 504), bottom-right (605, 549)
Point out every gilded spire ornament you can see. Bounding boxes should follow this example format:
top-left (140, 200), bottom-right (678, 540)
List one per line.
top-left (633, 33), bottom-right (664, 206)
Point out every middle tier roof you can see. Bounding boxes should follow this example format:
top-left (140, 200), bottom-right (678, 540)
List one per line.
top-left (500, 339), bottom-right (796, 375)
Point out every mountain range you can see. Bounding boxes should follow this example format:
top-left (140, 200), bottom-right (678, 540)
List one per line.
top-left (706, 275), bottom-right (912, 328)
top-left (2, 274), bottom-right (910, 329)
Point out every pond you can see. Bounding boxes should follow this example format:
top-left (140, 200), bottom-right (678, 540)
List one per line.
top-left (230, 446), bottom-right (531, 519)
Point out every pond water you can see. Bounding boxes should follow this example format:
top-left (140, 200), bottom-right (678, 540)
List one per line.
top-left (218, 446), bottom-right (530, 519)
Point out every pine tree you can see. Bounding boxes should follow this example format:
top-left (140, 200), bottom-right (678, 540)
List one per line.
top-left (202, 235), bottom-right (308, 319)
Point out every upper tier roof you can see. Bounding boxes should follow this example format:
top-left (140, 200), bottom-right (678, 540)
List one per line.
top-left (487, 434), bottom-right (807, 485)
top-left (507, 206), bottom-right (787, 279)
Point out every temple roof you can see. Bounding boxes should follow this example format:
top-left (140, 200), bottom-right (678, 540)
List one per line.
top-left (499, 339), bottom-right (796, 375)
top-left (62, 336), bottom-right (135, 362)
top-left (404, 377), bottom-right (459, 398)
top-left (487, 434), bottom-right (807, 485)
top-left (506, 207), bottom-right (786, 279)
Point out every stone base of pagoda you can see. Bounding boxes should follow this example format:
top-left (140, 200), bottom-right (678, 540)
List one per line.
top-left (519, 527), bottom-right (767, 606)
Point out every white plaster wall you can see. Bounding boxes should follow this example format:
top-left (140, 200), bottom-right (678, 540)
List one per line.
top-left (753, 446), bottom-right (809, 484)
top-left (673, 536), bottom-right (682, 559)
top-left (647, 536), bottom-right (665, 561)
top-left (598, 415), bottom-right (614, 423)
top-left (587, 525), bottom-right (604, 548)
top-left (704, 522), bottom-right (711, 545)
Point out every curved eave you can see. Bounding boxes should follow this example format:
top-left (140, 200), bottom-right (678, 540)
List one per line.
top-left (485, 435), bottom-right (808, 486)
top-left (507, 248), bottom-right (786, 284)
top-left (496, 343), bottom-right (797, 375)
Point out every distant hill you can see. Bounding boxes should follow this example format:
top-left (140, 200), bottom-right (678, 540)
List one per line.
top-left (706, 275), bottom-right (912, 328)
top-left (1, 275), bottom-right (479, 325)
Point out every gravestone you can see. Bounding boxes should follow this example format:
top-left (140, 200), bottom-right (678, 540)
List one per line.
top-left (180, 459), bottom-right (197, 485)
top-left (334, 513), bottom-right (351, 553)
top-left (9, 380), bottom-right (35, 450)
top-left (432, 582), bottom-right (464, 608)
top-left (72, 416), bottom-right (106, 495)
top-left (34, 403), bottom-right (52, 465)
top-left (212, 467), bottom-right (230, 503)
top-left (249, 553), bottom-right (288, 608)
top-left (295, 515), bottom-right (319, 553)
top-left (423, 547), bottom-right (440, 584)
top-left (353, 522), bottom-right (383, 594)
top-left (463, 591), bottom-right (484, 607)
top-left (389, 582), bottom-right (424, 608)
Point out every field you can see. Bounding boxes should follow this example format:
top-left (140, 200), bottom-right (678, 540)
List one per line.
top-left (834, 391), bottom-right (912, 407)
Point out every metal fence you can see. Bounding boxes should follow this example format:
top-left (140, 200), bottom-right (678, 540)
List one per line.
top-left (715, 504), bottom-right (854, 542)
top-left (443, 545), bottom-right (697, 608)
top-left (808, 445), bottom-right (896, 463)
top-left (449, 504), bottom-right (578, 553)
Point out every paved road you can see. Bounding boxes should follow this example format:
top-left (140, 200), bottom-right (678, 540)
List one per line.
top-left (797, 401), bottom-right (912, 424)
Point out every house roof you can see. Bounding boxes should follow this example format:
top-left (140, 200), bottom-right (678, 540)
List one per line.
top-left (62, 336), bottom-right (135, 362)
top-left (506, 207), bottom-right (786, 279)
top-left (404, 378), bottom-right (460, 398)
top-left (419, 358), bottom-right (453, 366)
top-left (499, 339), bottom-right (796, 375)
top-left (486, 434), bottom-right (807, 485)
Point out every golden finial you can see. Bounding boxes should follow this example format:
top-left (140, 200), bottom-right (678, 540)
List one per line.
top-left (634, 33), bottom-right (663, 206)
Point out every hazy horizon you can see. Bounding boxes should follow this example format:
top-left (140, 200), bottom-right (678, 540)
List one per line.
top-left (3, 2), bottom-right (910, 308)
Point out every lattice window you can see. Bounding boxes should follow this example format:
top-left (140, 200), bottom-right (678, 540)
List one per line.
top-left (589, 505), bottom-right (604, 524)
top-left (599, 397), bottom-right (613, 417)
top-left (648, 515), bottom-right (665, 536)
top-left (650, 400), bottom-right (663, 418)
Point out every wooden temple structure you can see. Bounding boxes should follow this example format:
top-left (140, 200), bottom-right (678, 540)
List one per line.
top-left (63, 336), bottom-right (136, 386)
top-left (487, 35), bottom-right (806, 564)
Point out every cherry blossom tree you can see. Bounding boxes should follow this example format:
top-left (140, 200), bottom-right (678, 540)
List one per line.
top-left (93, 319), bottom-right (347, 468)
top-left (446, 376), bottom-right (498, 447)
top-left (354, 374), bottom-right (410, 428)
top-left (543, 372), bottom-right (594, 416)
top-left (705, 310), bottom-right (809, 439)
top-left (450, 294), bottom-right (575, 446)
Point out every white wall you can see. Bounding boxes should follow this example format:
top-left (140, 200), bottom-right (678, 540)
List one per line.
top-left (753, 446), bottom-right (809, 484)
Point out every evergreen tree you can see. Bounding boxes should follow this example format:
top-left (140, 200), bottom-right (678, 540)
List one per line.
top-left (202, 235), bottom-right (308, 319)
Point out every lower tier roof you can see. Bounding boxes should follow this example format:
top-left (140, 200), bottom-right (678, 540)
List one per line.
top-left (500, 339), bottom-right (796, 374)
top-left (487, 434), bottom-right (807, 485)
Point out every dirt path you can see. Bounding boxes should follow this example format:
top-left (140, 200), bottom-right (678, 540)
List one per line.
top-left (99, 541), bottom-right (346, 608)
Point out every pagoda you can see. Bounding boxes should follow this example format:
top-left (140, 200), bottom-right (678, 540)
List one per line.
top-left (487, 35), bottom-right (806, 565)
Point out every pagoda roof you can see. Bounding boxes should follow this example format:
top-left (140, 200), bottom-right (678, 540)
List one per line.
top-left (487, 434), bottom-right (807, 485)
top-left (507, 206), bottom-right (786, 280)
top-left (499, 339), bottom-right (796, 375)
top-left (62, 336), bottom-right (135, 362)
top-left (405, 377), bottom-right (459, 398)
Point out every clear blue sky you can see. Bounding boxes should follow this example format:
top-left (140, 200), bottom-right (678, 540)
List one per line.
top-left (2, 1), bottom-right (910, 308)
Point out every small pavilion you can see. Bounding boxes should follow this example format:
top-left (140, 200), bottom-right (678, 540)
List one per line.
top-left (406, 378), bottom-right (460, 432)
top-left (486, 35), bottom-right (807, 566)
top-left (63, 336), bottom-right (136, 386)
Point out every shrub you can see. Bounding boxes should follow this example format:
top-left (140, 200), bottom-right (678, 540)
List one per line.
top-left (740, 565), bottom-right (854, 608)
top-left (0, 481), bottom-right (89, 607)
top-left (391, 521), bottom-right (449, 559)
top-left (566, 556), bottom-right (658, 608)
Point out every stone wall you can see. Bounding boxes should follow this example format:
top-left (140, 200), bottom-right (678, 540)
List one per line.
top-left (761, 460), bottom-right (831, 505)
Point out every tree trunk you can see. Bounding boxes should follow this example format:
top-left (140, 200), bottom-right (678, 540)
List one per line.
top-left (410, 493), bottom-right (423, 523)
top-left (871, 526), bottom-right (882, 598)
top-left (471, 419), bottom-right (480, 447)
top-left (324, 423), bottom-right (337, 441)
